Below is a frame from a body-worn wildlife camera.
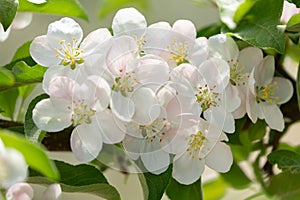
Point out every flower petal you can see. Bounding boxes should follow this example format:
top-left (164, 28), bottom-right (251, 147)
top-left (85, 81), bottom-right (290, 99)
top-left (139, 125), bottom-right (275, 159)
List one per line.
top-left (246, 90), bottom-right (258, 123)
top-left (141, 148), bottom-right (170, 174)
top-left (261, 103), bottom-right (284, 131)
top-left (172, 20), bottom-right (196, 39)
top-left (11, 13), bottom-right (33, 30)
top-left (110, 91), bottom-right (135, 122)
top-left (0, 24), bottom-right (10, 42)
top-left (71, 123), bottom-right (103, 163)
top-left (6, 183), bottom-right (33, 200)
top-left (43, 184), bottom-right (62, 200)
top-left (172, 152), bottom-right (205, 185)
top-left (238, 47), bottom-right (263, 72)
top-left (272, 77), bottom-right (293, 104)
top-left (255, 55), bottom-right (275, 85)
top-left (33, 99), bottom-right (72, 132)
top-left (205, 142), bottom-right (233, 173)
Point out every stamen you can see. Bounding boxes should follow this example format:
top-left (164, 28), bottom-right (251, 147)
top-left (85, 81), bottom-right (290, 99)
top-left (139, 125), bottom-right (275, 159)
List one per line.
top-left (228, 59), bottom-right (250, 86)
top-left (186, 131), bottom-right (208, 160)
top-left (195, 84), bottom-right (219, 112)
top-left (71, 100), bottom-right (96, 126)
top-left (167, 37), bottom-right (189, 65)
top-left (256, 82), bottom-right (280, 104)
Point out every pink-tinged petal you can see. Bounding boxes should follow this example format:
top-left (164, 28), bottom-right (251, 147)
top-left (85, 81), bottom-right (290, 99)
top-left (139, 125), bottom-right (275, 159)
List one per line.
top-left (136, 55), bottom-right (170, 85)
top-left (205, 142), bottom-right (233, 173)
top-left (30, 35), bottom-right (60, 67)
top-left (255, 55), bottom-right (275, 85)
top-left (172, 152), bottom-right (205, 185)
top-left (141, 148), bottom-right (170, 174)
top-left (6, 183), bottom-right (33, 200)
top-left (95, 109), bottom-right (126, 144)
top-left (80, 28), bottom-right (112, 56)
top-left (132, 87), bottom-right (161, 125)
top-left (110, 91), bottom-right (135, 122)
top-left (172, 20), bottom-right (196, 39)
top-left (11, 13), bottom-right (32, 30)
top-left (112, 7), bottom-right (147, 36)
top-left (224, 84), bottom-right (241, 113)
top-left (106, 36), bottom-right (138, 75)
top-left (156, 82), bottom-right (177, 107)
top-left (204, 107), bottom-right (235, 133)
top-left (261, 103), bottom-right (284, 131)
top-left (272, 77), bottom-right (293, 104)
top-left (48, 76), bottom-right (77, 103)
top-left (246, 90), bottom-right (258, 123)
top-left (71, 123), bottom-right (103, 163)
top-left (0, 24), bottom-right (10, 42)
top-left (47, 17), bottom-right (83, 48)
top-left (33, 99), bottom-right (71, 132)
top-left (43, 184), bottom-right (62, 200)
top-left (208, 34), bottom-right (239, 61)
top-left (238, 47), bottom-right (263, 72)
top-left (281, 1), bottom-right (300, 23)
top-left (188, 37), bottom-right (209, 67)
top-left (232, 86), bottom-right (247, 119)
top-left (198, 58), bottom-right (230, 93)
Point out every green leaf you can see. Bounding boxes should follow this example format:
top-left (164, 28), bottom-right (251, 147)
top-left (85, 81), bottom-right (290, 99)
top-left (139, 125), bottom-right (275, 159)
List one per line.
top-left (197, 23), bottom-right (221, 38)
top-left (11, 40), bottom-right (36, 66)
top-left (0, 88), bottom-right (19, 120)
top-left (268, 172), bottom-right (300, 200)
top-left (98, 0), bottom-right (147, 18)
top-left (248, 119), bottom-right (266, 141)
top-left (0, 67), bottom-right (15, 87)
top-left (297, 62), bottom-right (300, 111)
top-left (18, 0), bottom-right (88, 21)
top-left (166, 177), bottom-right (203, 200)
top-left (203, 178), bottom-right (227, 200)
top-left (268, 150), bottom-right (300, 174)
top-left (227, 0), bottom-right (285, 53)
top-left (29, 160), bottom-right (121, 200)
top-left (233, 0), bottom-right (256, 24)
top-left (220, 161), bottom-right (251, 189)
top-left (138, 165), bottom-right (172, 200)
top-left (25, 93), bottom-right (49, 143)
top-left (0, 130), bottom-right (59, 180)
top-left (0, 0), bottom-right (18, 31)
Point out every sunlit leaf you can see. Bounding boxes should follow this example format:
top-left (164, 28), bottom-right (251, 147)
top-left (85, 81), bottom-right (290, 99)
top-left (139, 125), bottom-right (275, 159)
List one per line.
top-left (268, 150), bottom-right (300, 174)
top-left (0, 67), bottom-right (15, 87)
top-left (0, 0), bottom-right (18, 31)
top-left (0, 88), bottom-right (18, 120)
top-left (18, 0), bottom-right (88, 21)
top-left (203, 178), bottom-right (227, 200)
top-left (166, 177), bottom-right (203, 200)
top-left (0, 130), bottom-right (59, 180)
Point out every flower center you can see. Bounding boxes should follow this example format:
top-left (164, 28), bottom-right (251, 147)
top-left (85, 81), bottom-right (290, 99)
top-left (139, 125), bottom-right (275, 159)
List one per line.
top-left (256, 81), bottom-right (280, 104)
top-left (186, 130), bottom-right (208, 160)
top-left (133, 34), bottom-right (146, 55)
top-left (228, 59), bottom-right (250, 86)
top-left (195, 85), bottom-right (219, 112)
top-left (167, 38), bottom-right (189, 65)
top-left (112, 70), bottom-right (139, 97)
top-left (69, 100), bottom-right (96, 126)
top-left (140, 118), bottom-right (170, 143)
top-left (54, 38), bottom-right (85, 70)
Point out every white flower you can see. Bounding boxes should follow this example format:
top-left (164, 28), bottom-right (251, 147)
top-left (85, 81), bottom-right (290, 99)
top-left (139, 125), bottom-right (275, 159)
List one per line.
top-left (281, 1), bottom-right (300, 23)
top-left (30, 17), bottom-right (112, 70)
top-left (43, 183), bottom-right (62, 200)
top-left (33, 75), bottom-right (125, 162)
top-left (247, 56), bottom-right (293, 131)
top-left (208, 34), bottom-right (263, 118)
top-left (5, 182), bottom-right (33, 200)
top-left (171, 59), bottom-right (239, 133)
top-left (0, 139), bottom-right (28, 189)
top-left (169, 115), bottom-right (233, 185)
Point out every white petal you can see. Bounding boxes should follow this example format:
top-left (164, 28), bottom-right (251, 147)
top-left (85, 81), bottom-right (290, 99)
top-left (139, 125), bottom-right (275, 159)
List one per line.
top-left (205, 142), bottom-right (233, 173)
top-left (246, 90), bottom-right (258, 123)
top-left (27, 0), bottom-right (47, 4)
top-left (204, 107), bottom-right (235, 133)
top-left (123, 135), bottom-right (143, 160)
top-left (255, 55), bottom-right (274, 85)
top-left (261, 104), bottom-right (284, 131)
top-left (48, 76), bottom-right (76, 103)
top-left (141, 149), bottom-right (170, 174)
top-left (0, 24), bottom-right (10, 42)
top-left (148, 21), bottom-right (172, 29)
top-left (172, 152), bottom-right (205, 185)
top-left (1, 149), bottom-right (28, 189)
top-left (30, 35), bottom-right (60, 67)
top-left (132, 87), bottom-right (161, 125)
top-left (273, 77), bottom-right (293, 104)
top-left (71, 123), bottom-right (103, 163)
top-left (224, 84), bottom-right (241, 113)
top-left (232, 86), bottom-right (247, 119)
top-left (11, 13), bottom-right (33, 29)
top-left (95, 109), bottom-right (126, 144)
top-left (208, 34), bottom-right (239, 61)
top-left (6, 183), bottom-right (33, 200)
top-left (110, 91), bottom-right (135, 122)
top-left (47, 17), bottom-right (83, 47)
top-left (238, 47), bottom-right (263, 72)
top-left (33, 99), bottom-right (72, 132)
top-left (188, 37), bottom-right (209, 67)
top-left (44, 184), bottom-right (62, 200)
top-left (172, 20), bottom-right (196, 39)
top-left (112, 7), bottom-right (147, 36)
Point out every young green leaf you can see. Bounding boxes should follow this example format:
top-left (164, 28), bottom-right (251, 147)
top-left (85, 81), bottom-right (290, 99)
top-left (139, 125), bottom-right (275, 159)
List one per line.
top-left (29, 160), bottom-right (121, 200)
top-left (0, 0), bottom-right (18, 31)
top-left (0, 88), bottom-right (19, 120)
top-left (138, 165), bottom-right (172, 200)
top-left (166, 177), bottom-right (203, 200)
top-left (18, 0), bottom-right (88, 21)
top-left (268, 150), bottom-right (300, 174)
top-left (0, 130), bottom-right (60, 180)
top-left (25, 93), bottom-right (49, 143)
top-left (0, 67), bottom-right (15, 88)
top-left (226, 0), bottom-right (285, 53)
top-left (203, 178), bottom-right (226, 200)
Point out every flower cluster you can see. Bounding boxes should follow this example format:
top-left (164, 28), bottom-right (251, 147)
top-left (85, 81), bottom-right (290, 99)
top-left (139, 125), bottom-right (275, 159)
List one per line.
top-left (30, 8), bottom-right (293, 185)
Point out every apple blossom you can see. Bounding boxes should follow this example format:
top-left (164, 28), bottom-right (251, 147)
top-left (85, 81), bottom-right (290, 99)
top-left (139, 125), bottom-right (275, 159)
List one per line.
top-left (281, 1), bottom-right (300, 23)
top-left (247, 56), bottom-right (293, 131)
top-left (5, 183), bottom-right (33, 200)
